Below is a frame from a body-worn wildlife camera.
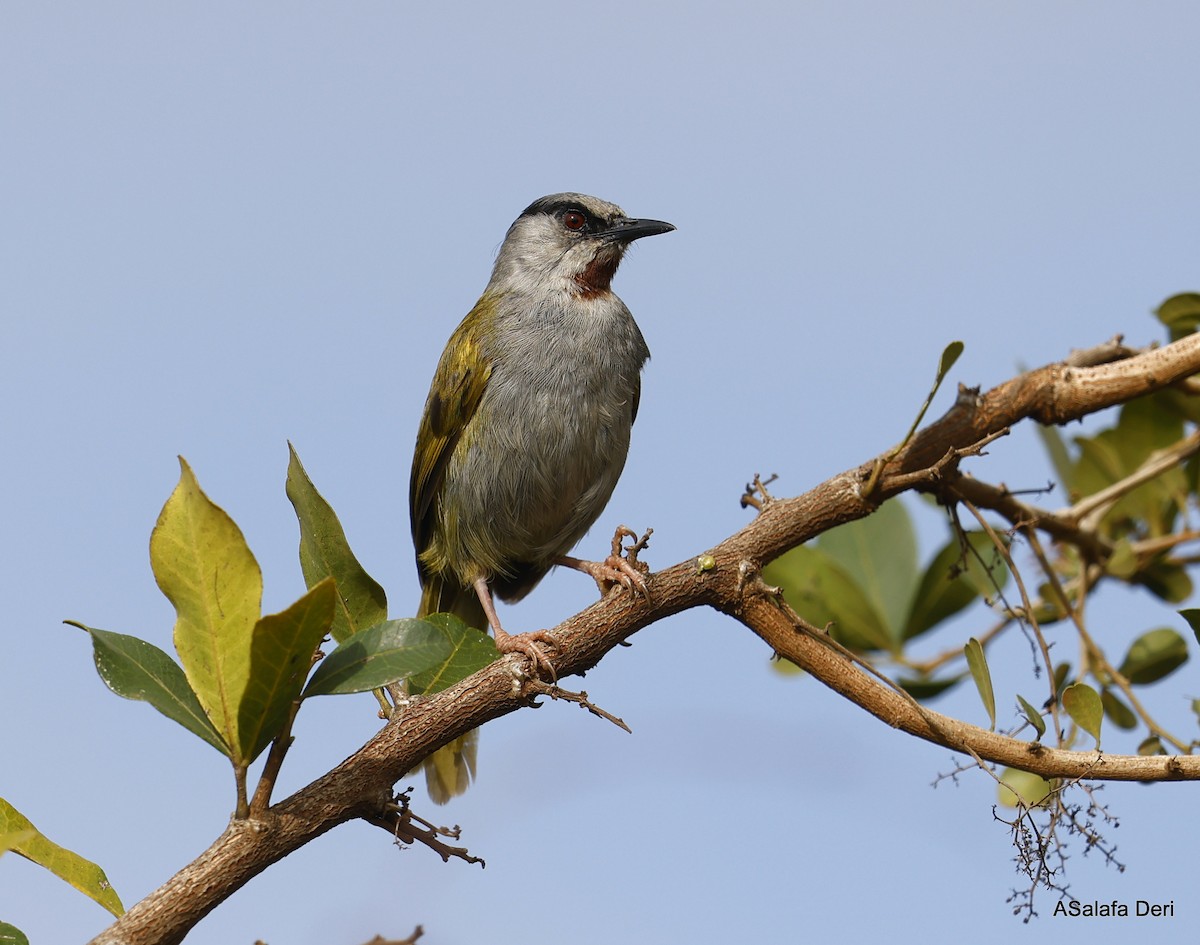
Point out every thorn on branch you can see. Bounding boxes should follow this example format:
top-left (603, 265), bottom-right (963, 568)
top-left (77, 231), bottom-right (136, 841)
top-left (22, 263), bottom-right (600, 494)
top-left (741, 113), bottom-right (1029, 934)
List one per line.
top-left (1002, 481), bottom-right (1057, 500)
top-left (740, 473), bottom-right (778, 511)
top-left (527, 680), bottom-right (633, 733)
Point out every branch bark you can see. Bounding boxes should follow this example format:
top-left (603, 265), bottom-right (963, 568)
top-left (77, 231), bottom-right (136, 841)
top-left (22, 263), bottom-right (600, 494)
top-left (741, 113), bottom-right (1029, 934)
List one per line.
top-left (90, 332), bottom-right (1200, 945)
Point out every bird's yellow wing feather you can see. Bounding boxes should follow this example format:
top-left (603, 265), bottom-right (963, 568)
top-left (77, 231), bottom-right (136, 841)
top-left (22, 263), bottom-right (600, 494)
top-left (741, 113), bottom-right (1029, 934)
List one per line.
top-left (409, 297), bottom-right (494, 574)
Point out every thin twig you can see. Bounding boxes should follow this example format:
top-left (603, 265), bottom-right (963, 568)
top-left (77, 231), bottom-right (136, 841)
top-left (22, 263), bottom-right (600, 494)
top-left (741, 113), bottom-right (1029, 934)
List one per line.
top-left (1069, 430), bottom-right (1200, 530)
top-left (526, 680), bottom-right (633, 733)
top-left (958, 499), bottom-right (1064, 743)
top-left (249, 645), bottom-right (326, 816)
top-left (1023, 527), bottom-right (1191, 753)
top-left (358, 927), bottom-right (424, 945)
top-left (364, 791), bottom-right (485, 868)
top-left (740, 473), bottom-right (778, 511)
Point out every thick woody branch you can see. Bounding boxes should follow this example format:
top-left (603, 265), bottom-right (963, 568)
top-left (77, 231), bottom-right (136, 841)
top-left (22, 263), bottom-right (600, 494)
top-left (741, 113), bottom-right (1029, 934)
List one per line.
top-left (90, 332), bottom-right (1200, 945)
top-left (893, 333), bottom-right (1200, 474)
top-left (731, 591), bottom-right (1193, 781)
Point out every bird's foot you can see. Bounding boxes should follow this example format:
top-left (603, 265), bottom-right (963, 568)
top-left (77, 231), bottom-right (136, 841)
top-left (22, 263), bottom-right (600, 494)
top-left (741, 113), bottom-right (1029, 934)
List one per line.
top-left (472, 575), bottom-right (560, 681)
top-left (559, 525), bottom-right (653, 599)
top-left (560, 554), bottom-right (648, 597)
top-left (493, 626), bottom-right (559, 682)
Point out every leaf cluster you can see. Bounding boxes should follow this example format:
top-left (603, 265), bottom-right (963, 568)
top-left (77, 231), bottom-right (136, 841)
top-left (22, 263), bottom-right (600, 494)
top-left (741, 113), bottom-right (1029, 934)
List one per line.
top-left (764, 500), bottom-right (1007, 699)
top-left (4, 447), bottom-right (499, 938)
top-left (766, 296), bottom-right (1200, 833)
top-left (79, 449), bottom-right (498, 783)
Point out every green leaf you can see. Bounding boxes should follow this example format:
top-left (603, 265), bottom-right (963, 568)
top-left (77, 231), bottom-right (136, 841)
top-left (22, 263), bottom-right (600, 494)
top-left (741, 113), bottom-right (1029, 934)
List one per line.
top-left (1035, 423), bottom-right (1075, 494)
top-left (1100, 688), bottom-right (1138, 730)
top-left (894, 341), bottom-right (966, 451)
top-left (1071, 435), bottom-right (1125, 509)
top-left (1118, 627), bottom-right (1188, 685)
top-left (1138, 735), bottom-right (1166, 756)
top-left (408, 613), bottom-right (499, 694)
top-left (70, 622), bottom-right (227, 754)
top-left (0, 830), bottom-right (36, 855)
top-left (1108, 397), bottom-right (1187, 537)
top-left (1177, 608), bottom-right (1200, 645)
top-left (1155, 292), bottom-right (1200, 341)
top-left (0, 922), bottom-right (29, 945)
top-left (1114, 394), bottom-right (1186, 467)
top-left (1138, 559), bottom-right (1193, 603)
top-left (1158, 384), bottom-right (1200, 426)
top-left (304, 617), bottom-right (455, 697)
top-left (1029, 581), bottom-right (1071, 626)
top-left (937, 340), bottom-right (964, 379)
top-left (815, 498), bottom-right (918, 644)
top-left (0, 798), bottom-right (123, 917)
top-left (1105, 539), bottom-right (1139, 579)
top-left (1016, 694), bottom-right (1046, 740)
top-left (763, 546), bottom-right (893, 651)
top-left (1062, 682), bottom-right (1103, 746)
top-left (238, 579), bottom-right (337, 762)
top-left (964, 637), bottom-right (995, 730)
top-left (896, 674), bottom-right (962, 701)
top-left (1072, 397), bottom-right (1186, 540)
top-left (997, 768), bottom-right (1053, 808)
top-left (904, 531), bottom-right (1007, 640)
top-left (1052, 662), bottom-right (1071, 701)
top-left (150, 457), bottom-right (262, 755)
top-left (286, 444), bottom-right (387, 643)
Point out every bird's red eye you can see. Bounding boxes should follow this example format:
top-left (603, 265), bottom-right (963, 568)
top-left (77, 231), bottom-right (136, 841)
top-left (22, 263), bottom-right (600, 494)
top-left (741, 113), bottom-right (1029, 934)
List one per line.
top-left (563, 210), bottom-right (586, 231)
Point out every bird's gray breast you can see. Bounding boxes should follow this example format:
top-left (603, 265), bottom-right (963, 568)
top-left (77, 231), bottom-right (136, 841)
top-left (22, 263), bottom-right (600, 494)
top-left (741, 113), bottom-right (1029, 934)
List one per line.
top-left (451, 292), bottom-right (649, 580)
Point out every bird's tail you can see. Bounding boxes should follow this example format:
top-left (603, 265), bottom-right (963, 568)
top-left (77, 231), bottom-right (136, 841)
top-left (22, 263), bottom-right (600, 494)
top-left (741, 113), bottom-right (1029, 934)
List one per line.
top-left (418, 573), bottom-right (486, 804)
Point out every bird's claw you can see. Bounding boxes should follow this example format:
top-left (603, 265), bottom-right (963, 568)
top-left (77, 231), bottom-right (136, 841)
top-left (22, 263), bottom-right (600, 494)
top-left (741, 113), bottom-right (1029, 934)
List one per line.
top-left (493, 627), bottom-right (559, 682)
top-left (559, 553), bottom-right (649, 598)
top-left (559, 525), bottom-right (652, 599)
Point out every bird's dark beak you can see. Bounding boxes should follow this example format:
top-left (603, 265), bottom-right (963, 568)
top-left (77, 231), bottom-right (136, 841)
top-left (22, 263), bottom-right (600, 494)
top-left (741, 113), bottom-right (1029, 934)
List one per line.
top-left (605, 217), bottom-right (676, 244)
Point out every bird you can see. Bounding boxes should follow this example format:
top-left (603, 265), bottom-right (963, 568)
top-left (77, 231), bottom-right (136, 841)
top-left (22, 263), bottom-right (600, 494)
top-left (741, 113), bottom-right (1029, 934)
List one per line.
top-left (409, 192), bottom-right (674, 803)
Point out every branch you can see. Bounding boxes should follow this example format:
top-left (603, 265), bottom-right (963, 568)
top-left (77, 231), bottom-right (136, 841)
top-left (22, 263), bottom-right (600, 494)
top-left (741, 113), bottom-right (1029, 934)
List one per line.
top-left (90, 332), bottom-right (1200, 945)
top-left (730, 591), bottom-right (1193, 782)
top-left (1070, 428), bottom-right (1200, 529)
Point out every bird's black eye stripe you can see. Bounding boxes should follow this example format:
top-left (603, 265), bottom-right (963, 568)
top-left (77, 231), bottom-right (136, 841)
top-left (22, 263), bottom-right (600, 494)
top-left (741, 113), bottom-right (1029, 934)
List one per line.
top-left (520, 196), bottom-right (601, 233)
top-left (547, 202), bottom-right (594, 233)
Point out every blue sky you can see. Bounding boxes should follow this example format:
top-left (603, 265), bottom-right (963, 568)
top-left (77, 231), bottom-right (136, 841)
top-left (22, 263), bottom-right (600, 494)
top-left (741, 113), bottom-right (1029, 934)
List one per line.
top-left (3, 3), bottom-right (1198, 943)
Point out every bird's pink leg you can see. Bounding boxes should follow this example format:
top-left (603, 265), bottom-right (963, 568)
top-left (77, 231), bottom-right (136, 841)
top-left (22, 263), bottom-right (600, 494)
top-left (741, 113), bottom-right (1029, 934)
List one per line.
top-left (558, 554), bottom-right (649, 597)
top-left (472, 576), bottom-right (558, 679)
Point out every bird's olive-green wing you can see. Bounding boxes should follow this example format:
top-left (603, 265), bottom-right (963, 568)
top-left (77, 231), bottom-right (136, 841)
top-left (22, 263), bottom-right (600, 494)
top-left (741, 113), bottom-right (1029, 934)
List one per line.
top-left (409, 303), bottom-right (494, 569)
